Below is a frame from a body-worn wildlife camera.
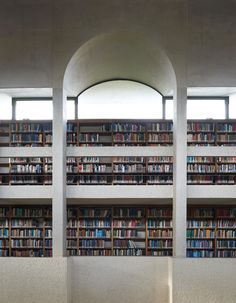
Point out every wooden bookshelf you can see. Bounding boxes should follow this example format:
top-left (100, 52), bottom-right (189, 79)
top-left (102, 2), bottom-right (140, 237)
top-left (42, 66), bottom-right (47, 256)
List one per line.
top-left (66, 120), bottom-right (173, 147)
top-left (147, 207), bottom-right (173, 256)
top-left (1, 119), bottom-right (236, 147)
top-left (0, 206), bottom-right (52, 257)
top-left (66, 156), bottom-right (173, 185)
top-left (187, 120), bottom-right (236, 146)
top-left (0, 120), bottom-right (52, 147)
top-left (67, 206), bottom-right (112, 256)
top-left (187, 156), bottom-right (236, 185)
top-left (0, 157), bottom-right (52, 185)
top-left (66, 206), bottom-right (173, 256)
top-left (187, 206), bottom-right (236, 258)
top-left (1, 205), bottom-right (236, 258)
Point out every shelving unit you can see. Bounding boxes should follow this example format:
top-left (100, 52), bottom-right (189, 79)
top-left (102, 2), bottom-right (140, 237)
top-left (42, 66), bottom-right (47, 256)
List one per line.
top-left (0, 206), bottom-right (52, 257)
top-left (0, 204), bottom-right (236, 258)
top-left (66, 156), bottom-right (173, 185)
top-left (0, 120), bottom-right (52, 147)
top-left (66, 120), bottom-right (173, 146)
top-left (67, 206), bottom-right (112, 256)
top-left (0, 157), bottom-right (52, 185)
top-left (147, 207), bottom-right (173, 256)
top-left (187, 120), bottom-right (236, 146)
top-left (187, 157), bottom-right (236, 185)
top-left (187, 206), bottom-right (236, 258)
top-left (66, 206), bottom-right (173, 256)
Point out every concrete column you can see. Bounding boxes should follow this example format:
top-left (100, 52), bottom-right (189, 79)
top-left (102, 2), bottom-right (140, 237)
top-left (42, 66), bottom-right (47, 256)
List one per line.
top-left (52, 88), bottom-right (67, 257)
top-left (173, 86), bottom-right (187, 257)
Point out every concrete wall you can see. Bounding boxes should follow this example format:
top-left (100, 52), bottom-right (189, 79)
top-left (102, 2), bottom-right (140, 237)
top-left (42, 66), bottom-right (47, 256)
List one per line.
top-left (172, 258), bottom-right (236, 303)
top-left (0, 257), bottom-right (69, 303)
top-left (1, 257), bottom-right (236, 303)
top-left (1, 0), bottom-right (236, 89)
top-left (70, 257), bottom-right (170, 303)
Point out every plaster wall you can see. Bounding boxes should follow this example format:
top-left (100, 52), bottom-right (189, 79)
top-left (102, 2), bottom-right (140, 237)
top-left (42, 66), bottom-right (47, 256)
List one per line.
top-left (0, 257), bottom-right (69, 303)
top-left (172, 258), bottom-right (236, 303)
top-left (1, 0), bottom-right (236, 89)
top-left (70, 256), bottom-right (170, 303)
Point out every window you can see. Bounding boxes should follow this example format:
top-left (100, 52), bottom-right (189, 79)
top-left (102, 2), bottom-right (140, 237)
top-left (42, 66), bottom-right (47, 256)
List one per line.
top-left (187, 99), bottom-right (225, 119)
top-left (164, 98), bottom-right (226, 120)
top-left (0, 94), bottom-right (12, 119)
top-left (67, 100), bottom-right (75, 120)
top-left (229, 94), bottom-right (236, 119)
top-left (77, 80), bottom-right (163, 119)
top-left (16, 100), bottom-right (53, 120)
top-left (165, 98), bottom-right (173, 119)
top-left (16, 100), bottom-right (75, 120)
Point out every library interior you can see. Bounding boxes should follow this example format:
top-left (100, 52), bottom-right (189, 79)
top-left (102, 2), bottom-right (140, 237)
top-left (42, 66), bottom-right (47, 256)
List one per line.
top-left (0, 1), bottom-right (236, 303)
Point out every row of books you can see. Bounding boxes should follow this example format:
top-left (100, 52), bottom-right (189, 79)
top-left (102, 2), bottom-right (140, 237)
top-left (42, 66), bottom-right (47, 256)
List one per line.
top-left (10, 123), bottom-right (52, 132)
top-left (188, 208), bottom-right (236, 218)
top-left (187, 175), bottom-right (236, 185)
top-left (6, 121), bottom-right (236, 134)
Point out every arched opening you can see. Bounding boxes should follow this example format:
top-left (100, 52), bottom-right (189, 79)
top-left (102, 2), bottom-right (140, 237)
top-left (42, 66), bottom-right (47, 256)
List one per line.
top-left (76, 80), bottom-right (163, 119)
top-left (64, 31), bottom-right (176, 100)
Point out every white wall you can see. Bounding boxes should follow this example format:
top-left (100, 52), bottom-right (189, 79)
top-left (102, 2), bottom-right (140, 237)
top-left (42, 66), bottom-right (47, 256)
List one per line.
top-left (1, 257), bottom-right (236, 303)
top-left (0, 257), bottom-right (69, 303)
top-left (70, 257), bottom-right (170, 303)
top-left (172, 258), bottom-right (236, 303)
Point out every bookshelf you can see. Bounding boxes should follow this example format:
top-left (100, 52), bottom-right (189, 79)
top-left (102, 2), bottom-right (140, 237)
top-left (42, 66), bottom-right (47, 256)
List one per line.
top-left (0, 121), bottom-right (52, 147)
top-left (66, 206), bottom-right (173, 256)
top-left (0, 204), bottom-right (236, 258)
top-left (187, 121), bottom-right (215, 146)
top-left (147, 207), bottom-right (173, 256)
top-left (0, 207), bottom-right (9, 256)
top-left (0, 157), bottom-right (52, 185)
top-left (10, 121), bottom-right (52, 147)
top-left (66, 120), bottom-right (173, 146)
top-left (216, 207), bottom-right (236, 257)
top-left (67, 206), bottom-right (112, 256)
top-left (187, 206), bottom-right (236, 258)
top-left (187, 157), bottom-right (236, 185)
top-left (0, 206), bottom-right (52, 257)
top-left (66, 156), bottom-right (173, 185)
top-left (0, 122), bottom-right (10, 147)
top-left (187, 207), bottom-right (215, 258)
top-left (187, 120), bottom-right (236, 146)
top-left (1, 119), bottom-right (236, 147)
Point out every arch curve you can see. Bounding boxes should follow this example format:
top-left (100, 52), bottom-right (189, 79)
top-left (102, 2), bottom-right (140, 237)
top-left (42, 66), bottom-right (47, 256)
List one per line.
top-left (64, 31), bottom-right (176, 96)
top-left (63, 31), bottom-right (176, 96)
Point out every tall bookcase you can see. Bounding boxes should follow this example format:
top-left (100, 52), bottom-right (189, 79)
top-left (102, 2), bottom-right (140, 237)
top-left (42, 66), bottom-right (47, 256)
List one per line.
top-left (187, 206), bottom-right (236, 258)
top-left (0, 206), bottom-right (52, 257)
top-left (66, 206), bottom-right (173, 257)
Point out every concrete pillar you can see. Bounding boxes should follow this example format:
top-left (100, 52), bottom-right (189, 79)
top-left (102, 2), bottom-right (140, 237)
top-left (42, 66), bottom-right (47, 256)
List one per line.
top-left (173, 86), bottom-right (187, 257)
top-left (52, 88), bottom-right (67, 257)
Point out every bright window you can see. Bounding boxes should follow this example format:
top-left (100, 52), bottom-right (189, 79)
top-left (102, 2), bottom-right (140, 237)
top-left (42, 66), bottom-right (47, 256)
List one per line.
top-left (187, 99), bottom-right (225, 119)
top-left (229, 95), bottom-right (236, 119)
top-left (16, 100), bottom-right (53, 120)
top-left (165, 99), bottom-right (173, 119)
top-left (16, 100), bottom-right (75, 120)
top-left (0, 94), bottom-right (12, 119)
top-left (67, 100), bottom-right (75, 119)
top-left (77, 80), bottom-right (163, 119)
top-left (164, 98), bottom-right (226, 119)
